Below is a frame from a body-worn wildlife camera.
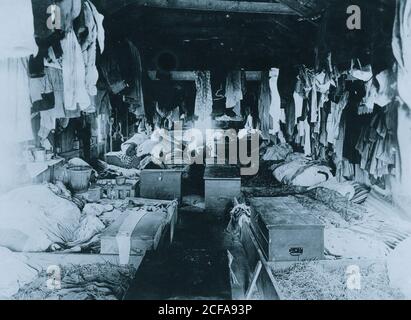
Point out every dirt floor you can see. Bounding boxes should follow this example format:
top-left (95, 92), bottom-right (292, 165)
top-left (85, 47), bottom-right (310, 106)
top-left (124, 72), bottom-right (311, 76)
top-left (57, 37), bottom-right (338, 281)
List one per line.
top-left (124, 206), bottom-right (233, 300)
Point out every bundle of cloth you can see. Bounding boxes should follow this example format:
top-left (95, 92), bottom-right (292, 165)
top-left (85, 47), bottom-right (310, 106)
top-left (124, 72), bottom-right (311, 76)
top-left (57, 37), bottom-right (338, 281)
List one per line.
top-left (262, 143), bottom-right (293, 161)
top-left (0, 184), bottom-right (108, 253)
top-left (271, 153), bottom-right (332, 187)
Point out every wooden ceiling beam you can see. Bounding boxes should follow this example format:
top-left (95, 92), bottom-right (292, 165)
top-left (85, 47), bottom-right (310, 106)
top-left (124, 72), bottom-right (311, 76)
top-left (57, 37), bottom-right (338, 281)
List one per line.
top-left (96, 0), bottom-right (298, 15)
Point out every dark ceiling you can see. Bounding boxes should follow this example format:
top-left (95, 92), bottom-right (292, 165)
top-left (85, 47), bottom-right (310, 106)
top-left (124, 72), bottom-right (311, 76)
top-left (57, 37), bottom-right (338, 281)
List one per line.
top-left (93, 0), bottom-right (396, 70)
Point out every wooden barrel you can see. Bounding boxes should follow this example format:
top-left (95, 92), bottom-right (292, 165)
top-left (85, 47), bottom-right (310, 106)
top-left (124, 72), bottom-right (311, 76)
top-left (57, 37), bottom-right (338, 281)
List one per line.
top-left (67, 166), bottom-right (92, 192)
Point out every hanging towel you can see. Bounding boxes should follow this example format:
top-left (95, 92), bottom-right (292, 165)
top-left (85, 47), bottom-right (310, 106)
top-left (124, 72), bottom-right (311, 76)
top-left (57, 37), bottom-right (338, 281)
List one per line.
top-left (0, 0), bottom-right (38, 59)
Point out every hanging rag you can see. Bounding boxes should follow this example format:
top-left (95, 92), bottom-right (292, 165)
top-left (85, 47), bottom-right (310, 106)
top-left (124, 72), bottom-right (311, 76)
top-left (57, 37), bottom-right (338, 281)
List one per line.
top-left (78, 0), bottom-right (105, 97)
top-left (326, 92), bottom-right (349, 145)
top-left (61, 30), bottom-right (90, 111)
top-left (194, 71), bottom-right (213, 124)
top-left (393, 0), bottom-right (411, 109)
top-left (225, 71), bottom-right (243, 117)
top-left (358, 78), bottom-right (378, 115)
top-left (349, 59), bottom-right (373, 82)
top-left (268, 68), bottom-right (282, 135)
top-left (38, 67), bottom-right (67, 139)
top-left (0, 58), bottom-right (33, 143)
top-left (258, 71), bottom-right (271, 139)
top-left (303, 119), bottom-right (312, 156)
top-left (293, 78), bottom-right (304, 124)
top-left (375, 68), bottom-right (397, 107)
top-left (124, 40), bottom-right (145, 117)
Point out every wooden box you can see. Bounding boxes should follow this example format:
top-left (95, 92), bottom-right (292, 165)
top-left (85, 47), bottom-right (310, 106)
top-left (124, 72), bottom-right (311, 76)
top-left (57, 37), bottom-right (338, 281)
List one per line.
top-left (204, 165), bottom-right (241, 216)
top-left (100, 198), bottom-right (178, 255)
top-left (249, 197), bottom-right (324, 262)
top-left (140, 169), bottom-right (184, 202)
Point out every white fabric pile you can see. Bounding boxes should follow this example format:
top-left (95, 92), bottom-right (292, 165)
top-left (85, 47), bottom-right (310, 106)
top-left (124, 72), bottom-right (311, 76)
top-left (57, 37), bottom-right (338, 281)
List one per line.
top-left (0, 185), bottom-right (110, 252)
top-left (272, 153), bottom-right (332, 187)
top-left (0, 185), bottom-right (81, 252)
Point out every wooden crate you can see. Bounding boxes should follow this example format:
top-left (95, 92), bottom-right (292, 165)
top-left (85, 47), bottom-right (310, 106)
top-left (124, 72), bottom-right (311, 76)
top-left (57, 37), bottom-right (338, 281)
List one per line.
top-left (140, 169), bottom-right (184, 202)
top-left (204, 165), bottom-right (241, 216)
top-left (249, 197), bottom-right (324, 262)
top-left (100, 198), bottom-right (178, 255)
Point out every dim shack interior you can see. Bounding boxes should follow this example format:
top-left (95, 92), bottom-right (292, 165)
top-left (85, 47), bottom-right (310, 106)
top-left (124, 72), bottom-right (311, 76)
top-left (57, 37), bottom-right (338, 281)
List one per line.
top-left (1, 0), bottom-right (411, 300)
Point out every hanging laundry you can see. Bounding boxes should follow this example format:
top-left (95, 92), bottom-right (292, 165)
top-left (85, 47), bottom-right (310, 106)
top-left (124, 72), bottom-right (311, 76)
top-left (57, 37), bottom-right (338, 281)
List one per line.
top-left (355, 108), bottom-right (397, 180)
top-left (268, 68), bottom-right (282, 135)
top-left (349, 59), bottom-right (373, 82)
top-left (293, 80), bottom-right (304, 124)
top-left (61, 30), bottom-right (90, 111)
top-left (393, 0), bottom-right (411, 109)
top-left (258, 71), bottom-right (271, 139)
top-left (375, 68), bottom-right (397, 107)
top-left (0, 0), bottom-right (38, 59)
top-left (29, 77), bottom-right (55, 113)
top-left (77, 0), bottom-right (105, 97)
top-left (225, 71), bottom-right (243, 117)
top-left (38, 67), bottom-right (66, 139)
top-left (124, 40), bottom-right (144, 117)
top-left (194, 71), bottom-right (213, 125)
top-left (358, 78), bottom-right (377, 115)
top-left (326, 92), bottom-right (349, 145)
top-left (59, 0), bottom-right (83, 32)
top-left (303, 119), bottom-right (312, 156)
top-left (0, 58), bottom-right (33, 143)
top-left (100, 48), bottom-right (127, 94)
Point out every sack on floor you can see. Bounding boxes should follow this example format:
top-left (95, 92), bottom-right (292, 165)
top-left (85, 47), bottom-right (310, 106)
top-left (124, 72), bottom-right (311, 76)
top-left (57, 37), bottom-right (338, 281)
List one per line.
top-left (0, 185), bottom-right (81, 252)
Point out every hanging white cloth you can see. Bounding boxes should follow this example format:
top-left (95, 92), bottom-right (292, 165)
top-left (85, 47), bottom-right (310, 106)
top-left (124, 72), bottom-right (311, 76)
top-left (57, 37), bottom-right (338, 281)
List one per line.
top-left (269, 68), bottom-right (281, 135)
top-left (0, 0), bottom-right (38, 59)
top-left (194, 71), bottom-right (213, 127)
top-left (225, 71), bottom-right (243, 117)
top-left (0, 58), bottom-right (33, 143)
top-left (61, 30), bottom-right (90, 111)
top-left (81, 1), bottom-right (105, 97)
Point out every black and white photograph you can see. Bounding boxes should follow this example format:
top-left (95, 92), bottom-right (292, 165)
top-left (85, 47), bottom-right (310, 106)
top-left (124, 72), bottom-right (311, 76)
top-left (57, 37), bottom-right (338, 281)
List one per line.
top-left (0, 0), bottom-right (410, 303)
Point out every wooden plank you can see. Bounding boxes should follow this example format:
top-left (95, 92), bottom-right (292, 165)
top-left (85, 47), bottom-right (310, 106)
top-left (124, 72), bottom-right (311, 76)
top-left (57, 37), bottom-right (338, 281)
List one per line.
top-left (245, 222), bottom-right (283, 300)
top-left (148, 70), bottom-right (262, 81)
top-left (98, 0), bottom-right (298, 15)
top-left (245, 260), bottom-right (262, 299)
